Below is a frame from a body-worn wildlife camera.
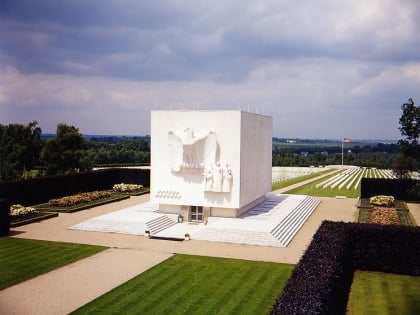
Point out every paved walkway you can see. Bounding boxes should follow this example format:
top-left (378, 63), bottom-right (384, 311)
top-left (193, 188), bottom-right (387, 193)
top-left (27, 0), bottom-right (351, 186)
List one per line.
top-left (69, 194), bottom-right (320, 247)
top-left (2, 183), bottom-right (419, 314)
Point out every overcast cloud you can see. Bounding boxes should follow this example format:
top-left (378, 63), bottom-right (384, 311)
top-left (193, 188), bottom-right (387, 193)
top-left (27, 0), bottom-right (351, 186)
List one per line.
top-left (1, 0), bottom-right (419, 139)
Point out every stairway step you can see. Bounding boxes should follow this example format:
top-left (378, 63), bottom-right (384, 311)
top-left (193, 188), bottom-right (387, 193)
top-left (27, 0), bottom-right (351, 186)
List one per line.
top-left (270, 196), bottom-right (320, 246)
top-left (146, 215), bottom-right (177, 235)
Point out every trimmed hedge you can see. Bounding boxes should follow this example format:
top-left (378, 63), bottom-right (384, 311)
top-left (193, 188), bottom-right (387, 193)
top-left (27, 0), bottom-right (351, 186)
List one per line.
top-left (351, 224), bottom-right (420, 275)
top-left (0, 168), bottom-right (150, 205)
top-left (361, 178), bottom-right (420, 201)
top-left (0, 199), bottom-right (10, 237)
top-left (270, 221), bottom-right (420, 315)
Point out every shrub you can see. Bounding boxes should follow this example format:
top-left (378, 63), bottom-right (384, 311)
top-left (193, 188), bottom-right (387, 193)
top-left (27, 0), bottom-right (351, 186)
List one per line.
top-left (113, 183), bottom-right (143, 192)
top-left (0, 199), bottom-right (10, 237)
top-left (270, 221), bottom-right (353, 315)
top-left (270, 221), bottom-right (420, 315)
top-left (10, 204), bottom-right (36, 218)
top-left (369, 195), bottom-right (394, 207)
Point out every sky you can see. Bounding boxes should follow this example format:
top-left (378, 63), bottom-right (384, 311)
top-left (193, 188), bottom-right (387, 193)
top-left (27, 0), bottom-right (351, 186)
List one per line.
top-left (1, 0), bottom-right (419, 140)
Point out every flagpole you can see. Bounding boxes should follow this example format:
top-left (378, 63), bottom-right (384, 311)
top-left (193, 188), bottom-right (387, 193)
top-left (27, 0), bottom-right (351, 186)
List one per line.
top-left (341, 138), bottom-right (344, 167)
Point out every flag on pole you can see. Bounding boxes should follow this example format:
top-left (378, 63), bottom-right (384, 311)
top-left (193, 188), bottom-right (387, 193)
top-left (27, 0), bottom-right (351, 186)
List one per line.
top-left (343, 138), bottom-right (351, 143)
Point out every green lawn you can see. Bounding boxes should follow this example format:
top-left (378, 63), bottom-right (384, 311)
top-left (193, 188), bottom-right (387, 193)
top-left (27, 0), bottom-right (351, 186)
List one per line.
top-left (347, 270), bottom-right (420, 315)
top-left (284, 171), bottom-right (361, 198)
top-left (0, 237), bottom-right (106, 290)
top-left (271, 169), bottom-right (334, 191)
top-left (72, 254), bottom-right (294, 315)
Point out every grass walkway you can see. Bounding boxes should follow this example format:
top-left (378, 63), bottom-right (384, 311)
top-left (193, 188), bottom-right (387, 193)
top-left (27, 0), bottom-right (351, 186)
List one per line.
top-left (71, 254), bottom-right (294, 315)
top-left (347, 270), bottom-right (420, 315)
top-left (0, 237), bottom-right (106, 290)
top-left (284, 171), bottom-right (360, 198)
top-left (271, 169), bottom-right (334, 191)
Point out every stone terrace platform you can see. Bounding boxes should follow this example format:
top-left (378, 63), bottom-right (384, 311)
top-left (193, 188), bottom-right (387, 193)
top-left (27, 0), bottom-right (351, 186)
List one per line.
top-left (70, 193), bottom-right (320, 247)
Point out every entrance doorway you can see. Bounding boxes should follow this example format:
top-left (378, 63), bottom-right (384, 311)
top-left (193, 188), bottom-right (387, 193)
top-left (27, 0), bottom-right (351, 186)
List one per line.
top-left (190, 206), bottom-right (203, 222)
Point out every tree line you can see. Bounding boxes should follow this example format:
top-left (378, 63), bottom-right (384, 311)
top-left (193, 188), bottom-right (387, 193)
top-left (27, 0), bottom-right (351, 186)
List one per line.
top-left (1, 99), bottom-right (418, 182)
top-left (0, 122), bottom-right (150, 181)
top-left (272, 145), bottom-right (400, 169)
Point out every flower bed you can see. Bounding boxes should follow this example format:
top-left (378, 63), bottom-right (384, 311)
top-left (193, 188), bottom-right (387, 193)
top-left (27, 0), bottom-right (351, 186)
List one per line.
top-left (48, 191), bottom-right (113, 207)
top-left (369, 195), bottom-right (394, 207)
top-left (35, 191), bottom-right (130, 213)
top-left (357, 198), bottom-right (414, 226)
top-left (113, 183), bottom-right (143, 193)
top-left (369, 207), bottom-right (401, 225)
top-left (10, 204), bottom-right (36, 218)
top-left (10, 204), bottom-right (58, 227)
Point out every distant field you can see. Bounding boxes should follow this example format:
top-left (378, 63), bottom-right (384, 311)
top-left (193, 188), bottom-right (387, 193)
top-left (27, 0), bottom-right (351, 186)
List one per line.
top-left (272, 140), bottom-right (369, 148)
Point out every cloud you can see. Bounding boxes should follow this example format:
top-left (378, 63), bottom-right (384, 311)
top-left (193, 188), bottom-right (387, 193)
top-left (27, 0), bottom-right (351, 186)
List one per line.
top-left (1, 0), bottom-right (419, 139)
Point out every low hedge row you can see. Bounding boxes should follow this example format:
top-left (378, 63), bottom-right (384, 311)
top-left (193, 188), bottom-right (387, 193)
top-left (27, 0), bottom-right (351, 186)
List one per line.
top-left (0, 199), bottom-right (10, 237)
top-left (0, 168), bottom-right (150, 205)
top-left (270, 221), bottom-right (420, 315)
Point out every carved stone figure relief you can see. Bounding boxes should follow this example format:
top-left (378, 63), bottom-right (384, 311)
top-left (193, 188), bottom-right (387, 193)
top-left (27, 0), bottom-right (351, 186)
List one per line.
top-left (168, 129), bottom-right (218, 172)
top-left (168, 129), bottom-right (232, 193)
top-left (203, 162), bottom-right (232, 193)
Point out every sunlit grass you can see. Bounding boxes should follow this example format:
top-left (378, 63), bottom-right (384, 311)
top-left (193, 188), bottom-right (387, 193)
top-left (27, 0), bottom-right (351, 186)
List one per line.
top-left (284, 171), bottom-right (361, 198)
top-left (347, 271), bottom-right (420, 315)
top-left (71, 254), bottom-right (294, 315)
top-left (271, 169), bottom-right (335, 191)
top-left (0, 237), bottom-right (106, 290)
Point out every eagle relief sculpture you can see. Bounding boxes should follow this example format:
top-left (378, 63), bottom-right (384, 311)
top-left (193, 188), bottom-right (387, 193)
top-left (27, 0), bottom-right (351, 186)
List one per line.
top-left (168, 128), bottom-right (219, 172)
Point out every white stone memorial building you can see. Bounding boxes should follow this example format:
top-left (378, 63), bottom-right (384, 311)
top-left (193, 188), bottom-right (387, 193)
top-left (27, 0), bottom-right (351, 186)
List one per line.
top-left (151, 110), bottom-right (272, 222)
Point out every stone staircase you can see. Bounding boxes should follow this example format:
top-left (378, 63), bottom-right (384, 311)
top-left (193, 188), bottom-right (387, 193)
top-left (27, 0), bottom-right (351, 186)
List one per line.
top-left (145, 215), bottom-right (178, 236)
top-left (270, 196), bottom-right (320, 246)
top-left (192, 228), bottom-right (282, 247)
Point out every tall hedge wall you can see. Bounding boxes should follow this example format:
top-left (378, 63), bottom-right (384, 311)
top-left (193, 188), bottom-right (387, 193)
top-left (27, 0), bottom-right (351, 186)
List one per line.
top-left (270, 221), bottom-right (420, 315)
top-left (0, 199), bottom-right (10, 237)
top-left (0, 168), bottom-right (150, 205)
top-left (361, 178), bottom-right (419, 201)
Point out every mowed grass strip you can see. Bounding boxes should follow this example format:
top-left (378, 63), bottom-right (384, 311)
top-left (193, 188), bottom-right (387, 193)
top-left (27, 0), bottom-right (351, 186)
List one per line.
top-left (347, 270), bottom-right (420, 315)
top-left (0, 237), bottom-right (106, 290)
top-left (284, 171), bottom-right (361, 198)
top-left (271, 169), bottom-right (334, 191)
top-left (71, 254), bottom-right (294, 315)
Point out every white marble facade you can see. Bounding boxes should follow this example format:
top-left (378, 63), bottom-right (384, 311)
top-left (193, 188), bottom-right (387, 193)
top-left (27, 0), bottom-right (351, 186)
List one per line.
top-left (150, 110), bottom-right (272, 219)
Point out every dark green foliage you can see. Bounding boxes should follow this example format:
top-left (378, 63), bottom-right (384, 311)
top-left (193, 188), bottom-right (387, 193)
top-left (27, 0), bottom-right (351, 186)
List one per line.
top-left (0, 121), bottom-right (42, 181)
top-left (0, 168), bottom-right (150, 205)
top-left (361, 178), bottom-right (420, 201)
top-left (84, 137), bottom-right (150, 166)
top-left (272, 143), bottom-right (399, 168)
top-left (398, 98), bottom-right (420, 147)
top-left (270, 221), bottom-right (420, 315)
top-left (41, 123), bottom-right (90, 175)
top-left (0, 199), bottom-right (10, 237)
top-left (271, 222), bottom-right (353, 315)
top-left (393, 98), bottom-right (420, 177)
top-left (350, 224), bottom-right (420, 275)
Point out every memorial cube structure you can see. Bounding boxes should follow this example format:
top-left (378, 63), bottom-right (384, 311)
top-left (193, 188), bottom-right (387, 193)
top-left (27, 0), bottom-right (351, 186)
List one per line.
top-left (151, 110), bottom-right (272, 221)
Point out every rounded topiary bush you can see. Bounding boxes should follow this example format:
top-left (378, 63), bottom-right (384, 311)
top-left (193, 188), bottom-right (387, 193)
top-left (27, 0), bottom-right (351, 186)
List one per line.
top-left (0, 199), bottom-right (11, 237)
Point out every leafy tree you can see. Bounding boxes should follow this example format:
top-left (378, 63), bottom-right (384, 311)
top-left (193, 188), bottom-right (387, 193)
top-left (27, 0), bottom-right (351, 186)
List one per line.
top-left (41, 123), bottom-right (90, 174)
top-left (398, 98), bottom-right (420, 147)
top-left (393, 98), bottom-right (420, 178)
top-left (0, 121), bottom-right (42, 181)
